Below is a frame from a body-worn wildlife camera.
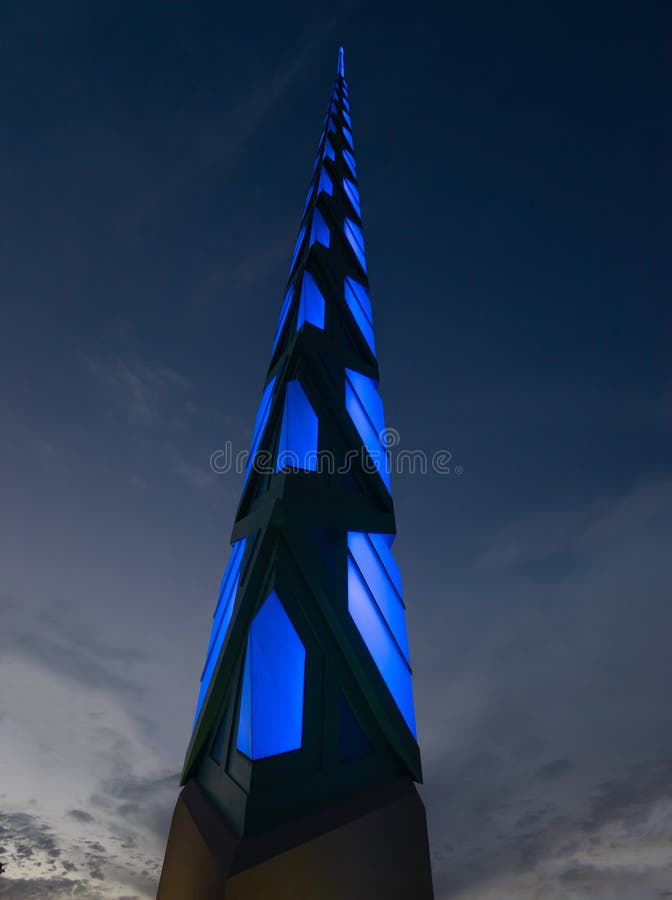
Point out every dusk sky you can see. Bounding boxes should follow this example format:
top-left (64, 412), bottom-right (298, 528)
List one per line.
top-left (1, 2), bottom-right (671, 898)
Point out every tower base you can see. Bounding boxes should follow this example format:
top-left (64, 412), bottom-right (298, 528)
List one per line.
top-left (157, 777), bottom-right (434, 900)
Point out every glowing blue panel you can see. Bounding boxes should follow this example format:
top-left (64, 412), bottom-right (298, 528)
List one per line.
top-left (347, 532), bottom-right (409, 662)
top-left (276, 380), bottom-right (318, 472)
top-left (328, 117), bottom-right (337, 135)
top-left (271, 286), bottom-right (294, 354)
top-left (343, 178), bottom-right (361, 218)
top-left (318, 168), bottom-right (333, 197)
top-left (343, 148), bottom-right (357, 179)
top-left (297, 271), bottom-right (325, 332)
top-left (368, 532), bottom-right (403, 597)
top-left (303, 181), bottom-right (314, 216)
top-left (343, 126), bottom-right (353, 149)
top-left (194, 538), bottom-right (246, 725)
top-left (347, 368), bottom-right (384, 434)
top-left (345, 368), bottom-right (390, 490)
top-left (345, 277), bottom-right (375, 355)
top-left (310, 208), bottom-right (330, 249)
top-left (289, 224), bottom-right (306, 272)
top-left (302, 169), bottom-right (331, 218)
top-left (236, 591), bottom-right (306, 759)
top-left (243, 377), bottom-right (276, 486)
top-left (324, 138), bottom-right (336, 161)
top-left (348, 559), bottom-right (416, 736)
top-left (343, 108), bottom-right (352, 128)
top-left (346, 276), bottom-right (372, 324)
top-left (344, 218), bottom-right (366, 272)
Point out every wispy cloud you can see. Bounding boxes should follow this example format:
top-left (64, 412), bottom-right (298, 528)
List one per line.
top-left (82, 355), bottom-right (191, 429)
top-left (420, 478), bottom-right (672, 898)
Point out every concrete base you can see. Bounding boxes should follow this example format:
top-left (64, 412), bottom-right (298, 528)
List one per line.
top-left (157, 777), bottom-right (434, 899)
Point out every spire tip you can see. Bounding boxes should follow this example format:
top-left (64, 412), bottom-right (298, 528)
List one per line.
top-left (337, 46), bottom-right (345, 78)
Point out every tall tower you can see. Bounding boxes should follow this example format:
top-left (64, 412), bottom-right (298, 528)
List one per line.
top-left (158, 48), bottom-right (434, 900)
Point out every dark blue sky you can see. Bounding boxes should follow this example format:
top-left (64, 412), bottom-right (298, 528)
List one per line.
top-left (1, 3), bottom-right (670, 897)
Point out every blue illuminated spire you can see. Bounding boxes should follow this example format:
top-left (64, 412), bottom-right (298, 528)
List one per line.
top-left (181, 48), bottom-right (422, 838)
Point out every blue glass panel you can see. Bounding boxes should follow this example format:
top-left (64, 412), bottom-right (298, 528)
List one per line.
top-left (236, 591), bottom-right (306, 759)
top-left (348, 532), bottom-right (409, 662)
top-left (345, 369), bottom-right (390, 490)
top-left (343, 178), bottom-right (361, 218)
top-left (303, 180), bottom-right (314, 216)
top-left (346, 277), bottom-right (372, 324)
top-left (194, 538), bottom-right (246, 725)
top-left (303, 168), bottom-right (331, 218)
top-left (310, 208), bottom-right (330, 249)
top-left (243, 377), bottom-right (276, 487)
top-left (297, 271), bottom-right (325, 332)
top-left (344, 218), bottom-right (366, 272)
top-left (328, 117), bottom-right (337, 135)
top-left (342, 108), bottom-right (352, 128)
top-left (324, 138), bottom-right (336, 161)
top-left (271, 286), bottom-right (294, 354)
top-left (348, 559), bottom-right (416, 736)
top-left (343, 148), bottom-right (356, 178)
top-left (276, 380), bottom-right (318, 472)
top-left (368, 532), bottom-right (403, 597)
top-left (344, 277), bottom-right (375, 355)
top-left (346, 368), bottom-right (385, 433)
top-left (289, 224), bottom-right (306, 272)
top-left (318, 168), bottom-right (333, 197)
top-left (343, 126), bottom-right (353, 149)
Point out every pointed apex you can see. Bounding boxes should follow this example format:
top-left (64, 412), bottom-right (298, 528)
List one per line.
top-left (337, 46), bottom-right (345, 78)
